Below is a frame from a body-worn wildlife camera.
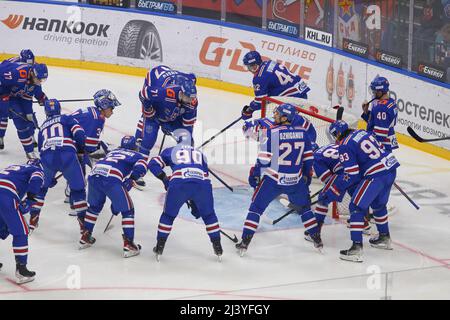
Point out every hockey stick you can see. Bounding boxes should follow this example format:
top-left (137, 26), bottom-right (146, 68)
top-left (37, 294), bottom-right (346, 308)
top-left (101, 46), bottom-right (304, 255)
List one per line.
top-left (407, 126), bottom-right (450, 143)
top-left (165, 132), bottom-right (235, 192)
top-left (209, 168), bottom-right (233, 192)
top-left (103, 214), bottom-right (114, 233)
top-left (32, 98), bottom-right (94, 104)
top-left (272, 199), bottom-right (319, 225)
top-left (393, 182), bottom-right (420, 210)
top-left (336, 106), bottom-right (344, 121)
top-left (8, 109), bottom-right (40, 130)
top-left (220, 230), bottom-right (238, 243)
top-left (158, 133), bottom-right (167, 155)
top-left (198, 116), bottom-right (242, 149)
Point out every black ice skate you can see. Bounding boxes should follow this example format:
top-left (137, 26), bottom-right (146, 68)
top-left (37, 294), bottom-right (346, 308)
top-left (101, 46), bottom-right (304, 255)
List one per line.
top-left (369, 233), bottom-right (393, 250)
top-left (310, 232), bottom-right (323, 252)
top-left (123, 235), bottom-right (141, 258)
top-left (79, 229), bottom-right (96, 249)
top-left (15, 263), bottom-right (36, 284)
top-left (153, 237), bottom-right (167, 262)
top-left (0, 262), bottom-right (2, 271)
top-left (304, 222), bottom-right (323, 243)
top-left (236, 235), bottom-right (253, 257)
top-left (340, 242), bottom-right (363, 262)
top-left (212, 238), bottom-right (223, 262)
top-left (0, 137), bottom-right (4, 150)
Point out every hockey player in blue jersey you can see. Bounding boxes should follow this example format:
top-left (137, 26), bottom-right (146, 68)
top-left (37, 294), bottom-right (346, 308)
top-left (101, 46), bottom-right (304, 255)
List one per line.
top-left (243, 106), bottom-right (317, 144)
top-left (137, 78), bottom-right (198, 157)
top-left (236, 103), bottom-right (322, 256)
top-left (64, 89), bottom-right (120, 206)
top-left (1, 63), bottom-right (48, 158)
top-left (0, 158), bottom-right (44, 284)
top-left (325, 120), bottom-right (400, 262)
top-left (362, 76), bottom-right (398, 151)
top-left (304, 143), bottom-right (370, 243)
top-left (2, 49), bottom-right (35, 65)
top-left (0, 61), bottom-right (48, 155)
top-left (79, 135), bottom-right (148, 257)
top-left (135, 65), bottom-right (196, 148)
top-left (0, 60), bottom-right (31, 149)
top-left (241, 51), bottom-right (310, 120)
top-left (29, 99), bottom-right (87, 233)
top-left (148, 131), bottom-right (222, 261)
top-left (71, 89), bottom-right (119, 157)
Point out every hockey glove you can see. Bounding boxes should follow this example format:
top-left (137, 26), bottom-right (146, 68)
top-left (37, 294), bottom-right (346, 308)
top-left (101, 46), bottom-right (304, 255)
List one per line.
top-left (19, 200), bottom-right (31, 215)
top-left (248, 166), bottom-right (261, 189)
top-left (26, 192), bottom-right (37, 202)
top-left (123, 178), bottom-right (135, 192)
top-left (318, 188), bottom-right (340, 205)
top-left (156, 172), bottom-right (170, 190)
top-left (37, 93), bottom-right (48, 106)
top-left (241, 105), bottom-right (254, 120)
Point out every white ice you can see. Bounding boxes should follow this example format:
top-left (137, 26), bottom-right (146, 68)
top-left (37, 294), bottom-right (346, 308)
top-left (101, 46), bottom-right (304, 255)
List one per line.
top-left (0, 67), bottom-right (449, 300)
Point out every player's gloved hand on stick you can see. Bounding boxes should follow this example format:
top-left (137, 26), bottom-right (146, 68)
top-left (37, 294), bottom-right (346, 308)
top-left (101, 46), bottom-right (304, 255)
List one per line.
top-left (19, 200), bottom-right (31, 215)
top-left (302, 174), bottom-right (312, 187)
top-left (161, 125), bottom-right (173, 136)
top-left (156, 172), bottom-right (170, 190)
top-left (26, 114), bottom-right (34, 122)
top-left (248, 166), bottom-right (261, 189)
top-left (26, 192), bottom-right (37, 202)
top-left (241, 105), bottom-right (254, 120)
top-left (319, 188), bottom-right (339, 205)
top-left (123, 178), bottom-right (135, 192)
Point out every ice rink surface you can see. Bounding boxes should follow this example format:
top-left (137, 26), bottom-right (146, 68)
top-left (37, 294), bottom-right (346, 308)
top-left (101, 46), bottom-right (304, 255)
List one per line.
top-left (0, 67), bottom-right (449, 299)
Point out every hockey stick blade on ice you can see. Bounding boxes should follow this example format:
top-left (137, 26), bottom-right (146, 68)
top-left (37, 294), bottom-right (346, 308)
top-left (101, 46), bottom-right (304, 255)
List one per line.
top-left (220, 230), bottom-right (238, 243)
top-left (407, 126), bottom-right (450, 143)
top-left (272, 199), bottom-right (319, 225)
top-left (393, 182), bottom-right (420, 210)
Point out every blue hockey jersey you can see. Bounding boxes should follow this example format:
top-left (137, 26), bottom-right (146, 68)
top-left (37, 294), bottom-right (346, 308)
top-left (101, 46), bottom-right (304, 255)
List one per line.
top-left (336, 129), bottom-right (400, 190)
top-left (313, 144), bottom-right (343, 183)
top-left (257, 124), bottom-right (313, 186)
top-left (71, 107), bottom-right (105, 153)
top-left (140, 85), bottom-right (197, 127)
top-left (89, 148), bottom-right (148, 182)
top-left (143, 65), bottom-right (196, 88)
top-left (0, 164), bottom-right (44, 200)
top-left (362, 98), bottom-right (398, 151)
top-left (250, 60), bottom-right (310, 111)
top-left (38, 114), bottom-right (86, 154)
top-left (148, 145), bottom-right (210, 186)
top-left (0, 61), bottom-right (30, 97)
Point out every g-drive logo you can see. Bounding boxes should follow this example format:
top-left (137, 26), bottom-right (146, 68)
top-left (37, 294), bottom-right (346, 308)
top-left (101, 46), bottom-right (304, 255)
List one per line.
top-left (1, 14), bottom-right (110, 37)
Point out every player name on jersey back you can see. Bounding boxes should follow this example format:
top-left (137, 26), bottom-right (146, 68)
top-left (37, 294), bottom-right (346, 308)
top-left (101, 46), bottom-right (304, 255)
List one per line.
top-left (279, 131), bottom-right (304, 140)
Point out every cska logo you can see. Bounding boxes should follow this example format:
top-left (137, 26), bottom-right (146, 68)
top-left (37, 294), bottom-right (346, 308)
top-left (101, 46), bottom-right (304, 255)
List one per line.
top-left (1, 14), bottom-right (24, 29)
